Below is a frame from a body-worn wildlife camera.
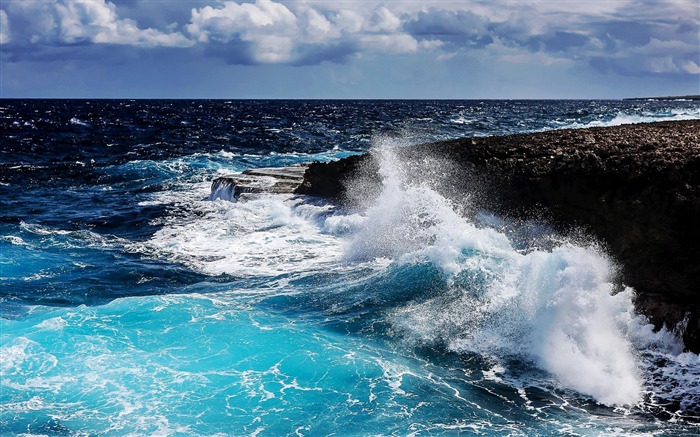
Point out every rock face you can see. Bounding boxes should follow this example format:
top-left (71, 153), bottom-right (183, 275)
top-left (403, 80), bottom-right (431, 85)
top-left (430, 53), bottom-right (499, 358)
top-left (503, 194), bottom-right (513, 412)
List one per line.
top-left (211, 165), bottom-right (308, 201)
top-left (296, 120), bottom-right (700, 352)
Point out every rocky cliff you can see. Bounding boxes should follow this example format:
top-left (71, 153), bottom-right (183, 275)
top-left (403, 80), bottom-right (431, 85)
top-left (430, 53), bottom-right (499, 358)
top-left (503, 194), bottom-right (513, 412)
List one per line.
top-left (296, 120), bottom-right (700, 352)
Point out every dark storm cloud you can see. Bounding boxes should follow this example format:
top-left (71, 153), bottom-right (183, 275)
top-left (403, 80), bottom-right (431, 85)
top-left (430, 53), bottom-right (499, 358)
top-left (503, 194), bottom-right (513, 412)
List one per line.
top-left (403, 9), bottom-right (494, 49)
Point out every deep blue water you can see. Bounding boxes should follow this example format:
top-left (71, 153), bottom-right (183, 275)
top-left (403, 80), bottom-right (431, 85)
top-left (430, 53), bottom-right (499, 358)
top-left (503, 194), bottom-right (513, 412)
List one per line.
top-left (2, 99), bottom-right (700, 436)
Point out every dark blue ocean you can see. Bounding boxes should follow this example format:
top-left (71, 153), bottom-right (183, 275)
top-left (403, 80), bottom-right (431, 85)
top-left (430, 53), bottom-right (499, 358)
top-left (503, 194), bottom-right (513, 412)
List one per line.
top-left (2, 99), bottom-right (700, 436)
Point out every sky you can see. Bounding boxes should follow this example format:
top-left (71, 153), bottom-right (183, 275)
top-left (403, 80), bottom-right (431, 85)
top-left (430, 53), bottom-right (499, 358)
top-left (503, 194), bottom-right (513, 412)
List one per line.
top-left (0, 0), bottom-right (698, 99)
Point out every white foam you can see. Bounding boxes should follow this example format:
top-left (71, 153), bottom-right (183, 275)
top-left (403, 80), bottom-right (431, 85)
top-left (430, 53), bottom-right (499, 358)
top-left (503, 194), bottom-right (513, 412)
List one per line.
top-left (346, 136), bottom-right (685, 406)
top-left (1, 235), bottom-right (30, 246)
top-left (509, 246), bottom-right (643, 406)
top-left (564, 108), bottom-right (700, 130)
top-left (0, 337), bottom-right (58, 378)
top-left (69, 117), bottom-right (89, 126)
top-left (132, 134), bottom-right (700, 411)
top-left (341, 143), bottom-right (512, 275)
top-left (35, 316), bottom-right (68, 331)
top-left (140, 185), bottom-right (343, 277)
top-left (17, 221), bottom-right (130, 250)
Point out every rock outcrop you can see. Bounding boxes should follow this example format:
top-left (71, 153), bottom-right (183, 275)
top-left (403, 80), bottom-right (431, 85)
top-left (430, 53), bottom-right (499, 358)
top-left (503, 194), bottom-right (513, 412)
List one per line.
top-left (296, 120), bottom-right (700, 352)
top-left (211, 165), bottom-right (308, 201)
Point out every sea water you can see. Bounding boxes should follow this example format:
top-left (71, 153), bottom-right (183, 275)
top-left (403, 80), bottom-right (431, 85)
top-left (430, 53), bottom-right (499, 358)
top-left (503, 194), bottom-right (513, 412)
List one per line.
top-left (2, 99), bottom-right (700, 435)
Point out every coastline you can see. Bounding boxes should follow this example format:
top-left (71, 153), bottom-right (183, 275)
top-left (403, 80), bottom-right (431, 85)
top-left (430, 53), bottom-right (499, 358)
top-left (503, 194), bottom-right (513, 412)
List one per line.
top-left (297, 120), bottom-right (700, 352)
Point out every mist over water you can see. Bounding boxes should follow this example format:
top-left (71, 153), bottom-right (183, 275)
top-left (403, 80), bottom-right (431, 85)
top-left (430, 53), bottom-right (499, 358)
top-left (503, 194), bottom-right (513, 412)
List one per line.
top-left (2, 99), bottom-right (700, 435)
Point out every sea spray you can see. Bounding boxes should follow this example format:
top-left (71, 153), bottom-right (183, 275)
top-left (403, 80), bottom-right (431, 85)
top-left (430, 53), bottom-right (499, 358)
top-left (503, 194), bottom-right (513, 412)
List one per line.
top-left (489, 246), bottom-right (643, 406)
top-left (137, 132), bottom-right (698, 414)
top-left (344, 136), bottom-right (648, 405)
top-left (144, 184), bottom-right (343, 277)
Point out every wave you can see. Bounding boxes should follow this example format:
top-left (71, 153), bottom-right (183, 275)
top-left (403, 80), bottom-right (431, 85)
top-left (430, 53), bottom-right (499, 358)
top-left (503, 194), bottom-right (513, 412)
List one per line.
top-left (69, 117), bottom-right (89, 127)
top-left (7, 99), bottom-right (700, 434)
top-left (556, 107), bottom-right (700, 130)
top-left (140, 185), bottom-right (343, 278)
top-left (334, 136), bottom-right (696, 410)
top-left (134, 131), bottom-right (700, 412)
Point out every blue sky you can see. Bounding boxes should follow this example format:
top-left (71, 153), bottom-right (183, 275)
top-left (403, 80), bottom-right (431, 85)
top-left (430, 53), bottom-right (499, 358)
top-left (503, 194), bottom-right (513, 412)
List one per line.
top-left (0, 0), bottom-right (698, 99)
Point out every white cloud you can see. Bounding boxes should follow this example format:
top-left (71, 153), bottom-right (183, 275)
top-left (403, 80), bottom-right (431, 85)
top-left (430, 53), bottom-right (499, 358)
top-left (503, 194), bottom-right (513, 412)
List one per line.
top-left (644, 55), bottom-right (682, 74)
top-left (187, 0), bottom-right (296, 44)
top-left (367, 7), bottom-right (401, 33)
top-left (361, 34), bottom-right (419, 54)
top-left (185, 0), bottom-right (436, 64)
top-left (299, 7), bottom-right (336, 42)
top-left (2, 0), bottom-right (697, 76)
top-left (681, 60), bottom-right (700, 75)
top-left (0, 10), bottom-right (10, 44)
top-left (3, 0), bottom-right (191, 47)
top-left (332, 9), bottom-right (364, 34)
top-left (187, 0), bottom-right (300, 62)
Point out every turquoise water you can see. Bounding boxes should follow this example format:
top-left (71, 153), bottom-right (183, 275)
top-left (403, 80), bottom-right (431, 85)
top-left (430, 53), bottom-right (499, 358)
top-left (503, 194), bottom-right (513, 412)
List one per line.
top-left (2, 100), bottom-right (700, 435)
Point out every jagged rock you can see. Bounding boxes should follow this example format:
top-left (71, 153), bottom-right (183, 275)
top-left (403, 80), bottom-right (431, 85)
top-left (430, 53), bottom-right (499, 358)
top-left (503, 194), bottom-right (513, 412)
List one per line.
top-left (296, 120), bottom-right (700, 352)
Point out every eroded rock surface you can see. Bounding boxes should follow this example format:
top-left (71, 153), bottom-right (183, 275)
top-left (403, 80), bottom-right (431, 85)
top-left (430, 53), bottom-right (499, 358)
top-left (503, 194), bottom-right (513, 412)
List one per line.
top-left (211, 165), bottom-right (308, 201)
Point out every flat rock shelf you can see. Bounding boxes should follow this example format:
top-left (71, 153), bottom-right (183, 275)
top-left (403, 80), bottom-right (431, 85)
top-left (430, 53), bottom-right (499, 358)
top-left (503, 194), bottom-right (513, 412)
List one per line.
top-left (210, 165), bottom-right (309, 201)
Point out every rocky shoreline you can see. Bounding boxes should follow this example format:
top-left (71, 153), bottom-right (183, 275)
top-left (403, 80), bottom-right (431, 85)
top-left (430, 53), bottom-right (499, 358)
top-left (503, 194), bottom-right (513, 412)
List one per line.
top-left (296, 120), bottom-right (700, 352)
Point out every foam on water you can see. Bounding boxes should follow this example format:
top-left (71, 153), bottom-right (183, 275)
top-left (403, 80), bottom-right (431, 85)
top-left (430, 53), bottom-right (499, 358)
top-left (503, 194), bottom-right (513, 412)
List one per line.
top-left (4, 100), bottom-right (700, 434)
top-left (338, 136), bottom-right (696, 410)
top-left (5, 295), bottom-right (552, 435)
top-left (140, 182), bottom-right (343, 278)
top-left (128, 134), bottom-right (700, 415)
top-left (561, 106), bottom-right (700, 129)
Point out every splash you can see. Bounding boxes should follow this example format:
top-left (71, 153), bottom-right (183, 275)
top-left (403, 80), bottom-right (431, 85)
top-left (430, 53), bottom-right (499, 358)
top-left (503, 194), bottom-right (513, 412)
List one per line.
top-left (129, 133), bottom-right (697, 412)
top-left (142, 182), bottom-right (342, 277)
top-left (342, 136), bottom-right (659, 406)
top-left (564, 107), bottom-right (700, 129)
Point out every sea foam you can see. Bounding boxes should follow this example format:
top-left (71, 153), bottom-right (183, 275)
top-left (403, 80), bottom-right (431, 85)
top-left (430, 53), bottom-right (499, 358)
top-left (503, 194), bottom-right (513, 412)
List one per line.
top-left (343, 136), bottom-right (668, 406)
top-left (133, 133), bottom-right (698, 411)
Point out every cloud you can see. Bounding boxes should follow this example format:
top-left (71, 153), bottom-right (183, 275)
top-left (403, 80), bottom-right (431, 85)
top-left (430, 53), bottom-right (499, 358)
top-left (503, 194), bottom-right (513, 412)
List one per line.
top-left (0, 10), bottom-right (9, 44)
top-left (187, 0), bottom-right (300, 63)
top-left (187, 0), bottom-right (296, 44)
top-left (598, 21), bottom-right (653, 47)
top-left (590, 36), bottom-right (700, 75)
top-left (366, 6), bottom-right (401, 33)
top-left (1, 0), bottom-right (697, 78)
top-left (481, 0), bottom-right (699, 76)
top-left (404, 9), bottom-right (489, 38)
top-left (1, 0), bottom-right (191, 48)
top-left (185, 0), bottom-right (428, 64)
top-left (530, 31), bottom-right (589, 53)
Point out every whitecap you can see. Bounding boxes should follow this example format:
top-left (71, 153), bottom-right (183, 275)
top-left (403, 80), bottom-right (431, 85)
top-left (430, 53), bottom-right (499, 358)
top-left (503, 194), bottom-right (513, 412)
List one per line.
top-left (344, 135), bottom-right (688, 407)
top-left (69, 117), bottom-right (89, 126)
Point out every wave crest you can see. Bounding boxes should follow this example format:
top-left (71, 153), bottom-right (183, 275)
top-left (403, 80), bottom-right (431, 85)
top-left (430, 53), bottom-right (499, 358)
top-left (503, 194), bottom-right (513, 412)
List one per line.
top-left (345, 137), bottom-right (656, 405)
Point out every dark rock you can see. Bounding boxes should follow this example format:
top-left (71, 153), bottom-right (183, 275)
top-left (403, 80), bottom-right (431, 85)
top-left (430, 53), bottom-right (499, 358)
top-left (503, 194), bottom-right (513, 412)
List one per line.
top-left (296, 120), bottom-right (700, 352)
top-left (296, 154), bottom-right (379, 203)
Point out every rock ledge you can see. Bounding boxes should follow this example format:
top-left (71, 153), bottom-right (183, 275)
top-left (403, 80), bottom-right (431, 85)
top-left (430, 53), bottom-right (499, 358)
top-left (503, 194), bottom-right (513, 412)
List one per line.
top-left (296, 120), bottom-right (700, 352)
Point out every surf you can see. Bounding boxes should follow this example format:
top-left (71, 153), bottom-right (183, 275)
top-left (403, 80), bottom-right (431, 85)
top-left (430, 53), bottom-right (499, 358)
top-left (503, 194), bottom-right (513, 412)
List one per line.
top-left (4, 99), bottom-right (700, 435)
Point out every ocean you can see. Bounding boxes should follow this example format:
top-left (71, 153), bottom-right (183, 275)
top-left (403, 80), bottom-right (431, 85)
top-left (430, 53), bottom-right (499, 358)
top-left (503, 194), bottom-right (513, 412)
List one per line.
top-left (2, 99), bottom-right (700, 436)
